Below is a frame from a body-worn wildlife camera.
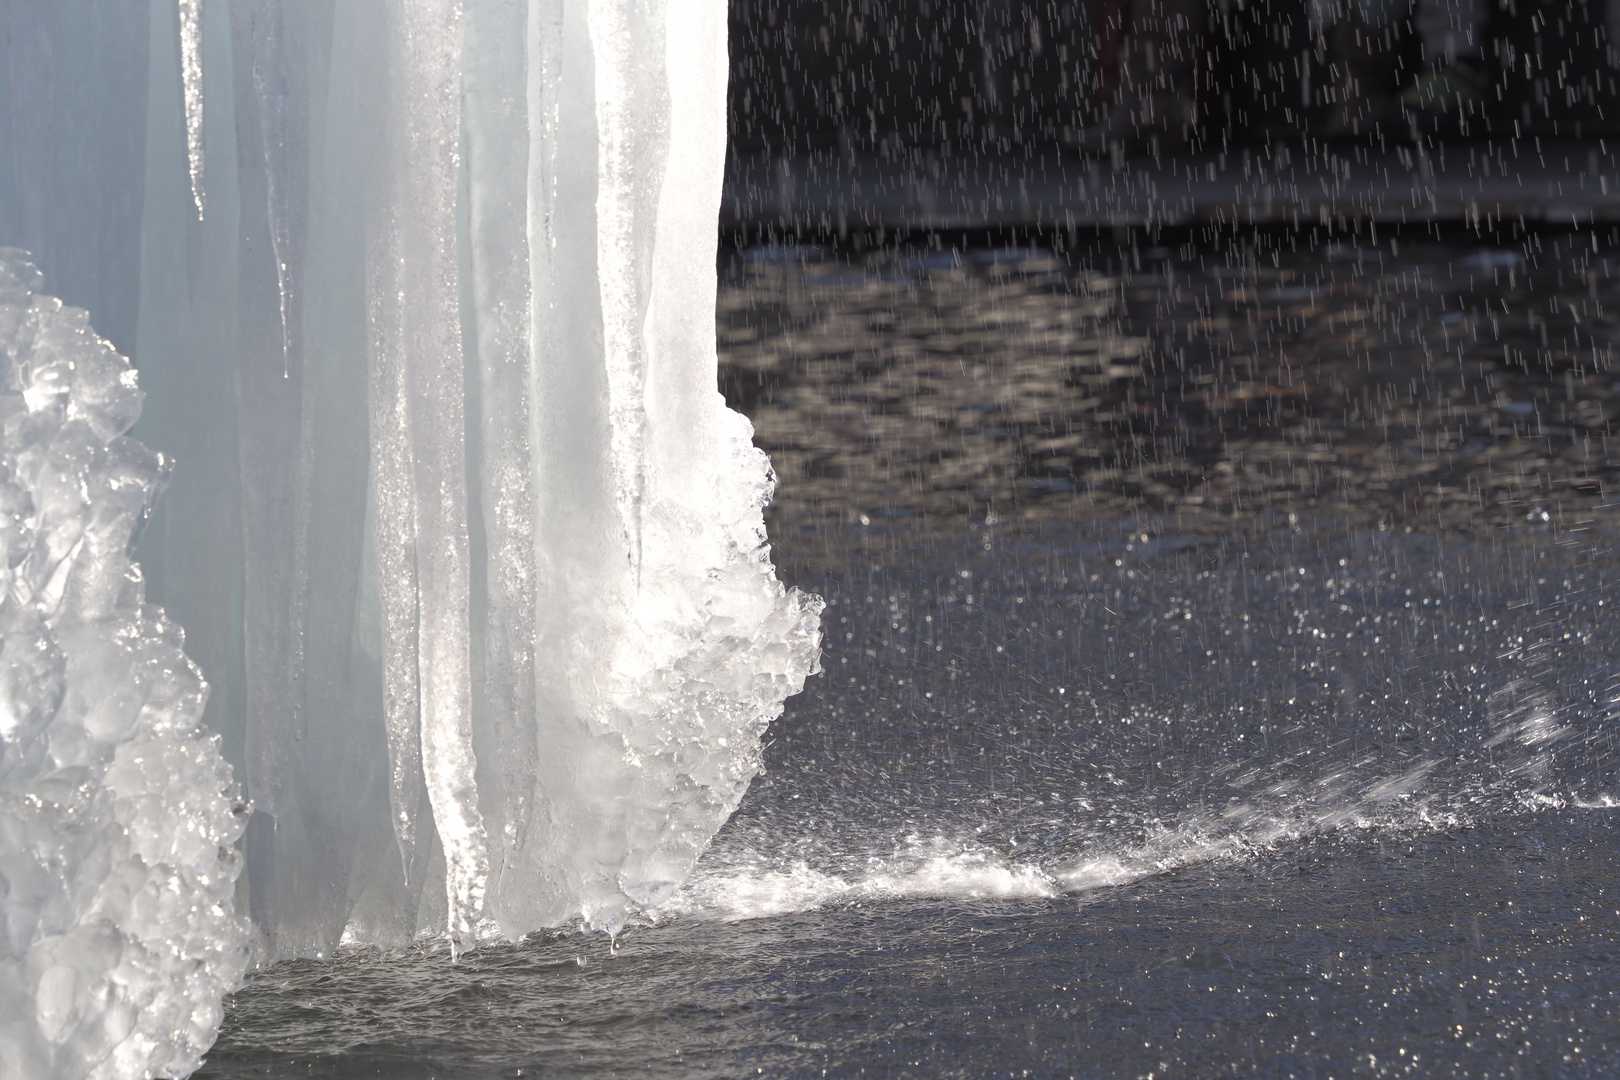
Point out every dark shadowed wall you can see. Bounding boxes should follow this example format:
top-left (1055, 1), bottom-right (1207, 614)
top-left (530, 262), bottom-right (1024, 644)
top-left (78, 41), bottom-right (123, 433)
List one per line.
top-left (728, 0), bottom-right (1620, 152)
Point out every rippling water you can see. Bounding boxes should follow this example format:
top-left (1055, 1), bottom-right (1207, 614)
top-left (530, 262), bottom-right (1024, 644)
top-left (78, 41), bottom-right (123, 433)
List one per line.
top-left (200, 236), bottom-right (1620, 1079)
top-left (726, 235), bottom-right (1618, 537)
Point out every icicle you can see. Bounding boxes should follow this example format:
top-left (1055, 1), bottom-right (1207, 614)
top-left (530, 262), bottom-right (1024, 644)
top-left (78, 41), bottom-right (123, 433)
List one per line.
top-left (589, 0), bottom-right (657, 582)
top-left (249, 0), bottom-right (297, 371)
top-left (368, 325), bottom-right (427, 885)
top-left (514, 0), bottom-right (821, 936)
top-left (368, 0), bottom-right (489, 946)
top-left (229, 3), bottom-right (317, 941)
top-left (178, 0), bottom-right (206, 219)
top-left (463, 0), bottom-right (538, 935)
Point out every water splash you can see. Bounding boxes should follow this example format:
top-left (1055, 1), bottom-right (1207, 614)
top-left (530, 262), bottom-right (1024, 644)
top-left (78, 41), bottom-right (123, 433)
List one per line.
top-left (660, 759), bottom-right (1472, 926)
top-left (665, 849), bottom-right (1059, 922)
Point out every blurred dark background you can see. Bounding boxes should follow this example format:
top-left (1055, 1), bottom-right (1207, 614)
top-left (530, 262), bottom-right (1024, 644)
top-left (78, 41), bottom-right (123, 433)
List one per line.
top-left (729, 0), bottom-right (1620, 152)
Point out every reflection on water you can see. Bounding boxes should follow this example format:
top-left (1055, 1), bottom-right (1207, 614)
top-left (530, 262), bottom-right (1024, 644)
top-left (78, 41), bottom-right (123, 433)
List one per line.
top-left (724, 236), bottom-right (1620, 541)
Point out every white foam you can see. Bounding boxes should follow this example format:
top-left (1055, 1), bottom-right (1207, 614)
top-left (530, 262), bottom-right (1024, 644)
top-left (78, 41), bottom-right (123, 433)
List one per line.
top-left (665, 757), bottom-right (1468, 924)
top-left (666, 849), bottom-right (1058, 922)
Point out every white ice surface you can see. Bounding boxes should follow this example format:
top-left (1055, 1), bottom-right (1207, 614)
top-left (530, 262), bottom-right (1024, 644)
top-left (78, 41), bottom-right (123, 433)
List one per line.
top-left (0, 0), bottom-right (819, 967)
top-left (0, 253), bottom-right (247, 1079)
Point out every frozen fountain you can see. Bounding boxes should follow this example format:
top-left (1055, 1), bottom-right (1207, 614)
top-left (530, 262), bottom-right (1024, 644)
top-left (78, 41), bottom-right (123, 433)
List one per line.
top-left (13, 1), bottom-right (1620, 1077)
top-left (0, 1), bottom-right (820, 1074)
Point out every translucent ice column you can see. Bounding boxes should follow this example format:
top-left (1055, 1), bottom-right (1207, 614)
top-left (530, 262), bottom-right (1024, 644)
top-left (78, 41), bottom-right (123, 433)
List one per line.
top-left (498, 0), bottom-right (824, 938)
top-left (0, 0), bottom-right (820, 978)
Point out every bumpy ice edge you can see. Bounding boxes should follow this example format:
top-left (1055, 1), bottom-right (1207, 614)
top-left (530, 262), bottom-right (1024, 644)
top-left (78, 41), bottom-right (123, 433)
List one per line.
top-left (0, 251), bottom-right (248, 1080)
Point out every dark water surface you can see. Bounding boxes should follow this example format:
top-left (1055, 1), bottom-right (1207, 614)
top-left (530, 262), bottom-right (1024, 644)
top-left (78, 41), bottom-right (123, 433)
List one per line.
top-left (200, 238), bottom-right (1620, 1078)
top-left (725, 235), bottom-right (1620, 539)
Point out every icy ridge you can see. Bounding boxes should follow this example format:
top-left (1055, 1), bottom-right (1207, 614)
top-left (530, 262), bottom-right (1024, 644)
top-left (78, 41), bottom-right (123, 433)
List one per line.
top-left (0, 252), bottom-right (247, 1079)
top-left (580, 427), bottom-right (825, 923)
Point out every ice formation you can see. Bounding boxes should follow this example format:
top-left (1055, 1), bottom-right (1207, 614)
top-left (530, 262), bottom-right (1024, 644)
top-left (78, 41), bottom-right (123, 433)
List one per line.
top-left (0, 254), bottom-right (248, 1078)
top-left (177, 0), bottom-right (206, 219)
top-left (0, 0), bottom-right (819, 1073)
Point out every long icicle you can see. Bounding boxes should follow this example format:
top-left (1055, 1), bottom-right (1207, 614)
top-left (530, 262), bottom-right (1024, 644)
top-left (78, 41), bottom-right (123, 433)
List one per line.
top-left (178, 0), bottom-right (206, 219)
top-left (371, 0), bottom-right (489, 949)
top-left (250, 0), bottom-right (296, 372)
top-left (463, 0), bottom-right (538, 934)
top-left (588, 0), bottom-right (649, 585)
